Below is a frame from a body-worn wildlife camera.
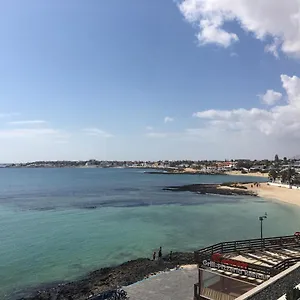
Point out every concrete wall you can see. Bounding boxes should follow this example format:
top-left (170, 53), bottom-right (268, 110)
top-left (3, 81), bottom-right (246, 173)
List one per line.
top-left (236, 263), bottom-right (300, 300)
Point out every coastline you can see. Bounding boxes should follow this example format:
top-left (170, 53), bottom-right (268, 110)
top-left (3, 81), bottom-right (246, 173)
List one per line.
top-left (225, 170), bottom-right (269, 178)
top-left (164, 180), bottom-right (300, 208)
top-left (14, 178), bottom-right (300, 300)
top-left (163, 183), bottom-right (257, 197)
top-left (243, 182), bottom-right (300, 207)
top-left (18, 252), bottom-right (194, 300)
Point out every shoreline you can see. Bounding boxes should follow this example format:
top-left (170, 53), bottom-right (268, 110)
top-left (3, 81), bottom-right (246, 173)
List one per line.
top-left (18, 252), bottom-right (194, 300)
top-left (242, 182), bottom-right (300, 207)
top-left (163, 183), bottom-right (257, 197)
top-left (225, 171), bottom-right (269, 178)
top-left (163, 181), bottom-right (300, 208)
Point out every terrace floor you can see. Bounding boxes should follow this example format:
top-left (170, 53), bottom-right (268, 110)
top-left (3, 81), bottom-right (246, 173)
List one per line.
top-left (123, 265), bottom-right (197, 300)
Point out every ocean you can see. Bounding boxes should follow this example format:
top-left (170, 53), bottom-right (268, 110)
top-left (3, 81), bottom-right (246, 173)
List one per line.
top-left (0, 168), bottom-right (299, 299)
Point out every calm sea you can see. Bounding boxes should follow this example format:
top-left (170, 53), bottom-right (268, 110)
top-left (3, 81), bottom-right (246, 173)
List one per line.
top-left (0, 168), bottom-right (299, 299)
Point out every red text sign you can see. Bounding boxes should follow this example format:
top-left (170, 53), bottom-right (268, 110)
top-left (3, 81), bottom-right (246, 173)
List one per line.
top-left (211, 253), bottom-right (248, 269)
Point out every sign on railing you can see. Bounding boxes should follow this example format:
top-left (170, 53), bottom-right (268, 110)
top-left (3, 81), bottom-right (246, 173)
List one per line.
top-left (202, 259), bottom-right (269, 280)
top-left (211, 253), bottom-right (248, 269)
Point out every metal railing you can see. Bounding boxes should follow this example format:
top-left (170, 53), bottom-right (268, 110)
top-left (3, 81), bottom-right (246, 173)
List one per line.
top-left (195, 235), bottom-right (298, 258)
top-left (194, 235), bottom-right (300, 276)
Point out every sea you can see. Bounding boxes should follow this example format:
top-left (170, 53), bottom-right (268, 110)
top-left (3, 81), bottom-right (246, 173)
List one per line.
top-left (0, 168), bottom-right (300, 299)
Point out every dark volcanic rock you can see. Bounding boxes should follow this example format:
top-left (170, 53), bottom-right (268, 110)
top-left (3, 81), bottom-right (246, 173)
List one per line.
top-left (163, 183), bottom-right (257, 196)
top-left (19, 252), bottom-right (194, 300)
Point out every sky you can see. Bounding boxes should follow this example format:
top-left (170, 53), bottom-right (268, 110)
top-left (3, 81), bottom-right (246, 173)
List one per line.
top-left (1, 0), bottom-right (300, 162)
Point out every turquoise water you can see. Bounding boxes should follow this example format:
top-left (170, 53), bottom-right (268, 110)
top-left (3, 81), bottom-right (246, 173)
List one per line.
top-left (0, 168), bottom-right (299, 299)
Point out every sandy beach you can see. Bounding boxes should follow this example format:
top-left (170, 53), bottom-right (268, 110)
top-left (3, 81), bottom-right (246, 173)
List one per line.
top-left (225, 170), bottom-right (269, 178)
top-left (245, 183), bottom-right (300, 207)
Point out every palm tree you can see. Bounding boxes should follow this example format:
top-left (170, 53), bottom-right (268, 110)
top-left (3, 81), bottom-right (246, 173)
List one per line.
top-left (288, 168), bottom-right (297, 185)
top-left (268, 169), bottom-right (278, 182)
top-left (293, 173), bottom-right (300, 185)
top-left (281, 167), bottom-right (297, 185)
top-left (280, 169), bottom-right (288, 183)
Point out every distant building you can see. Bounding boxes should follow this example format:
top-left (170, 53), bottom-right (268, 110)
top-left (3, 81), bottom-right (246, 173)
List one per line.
top-left (249, 165), bottom-right (265, 172)
top-left (216, 161), bottom-right (236, 170)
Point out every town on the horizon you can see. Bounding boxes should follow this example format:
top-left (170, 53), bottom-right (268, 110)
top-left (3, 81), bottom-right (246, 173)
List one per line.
top-left (2, 154), bottom-right (300, 185)
top-left (1, 154), bottom-right (300, 174)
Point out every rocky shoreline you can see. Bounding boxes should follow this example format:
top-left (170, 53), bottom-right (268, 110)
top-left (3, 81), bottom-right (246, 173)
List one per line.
top-left (163, 182), bottom-right (257, 196)
top-left (144, 171), bottom-right (225, 175)
top-left (18, 252), bottom-right (194, 300)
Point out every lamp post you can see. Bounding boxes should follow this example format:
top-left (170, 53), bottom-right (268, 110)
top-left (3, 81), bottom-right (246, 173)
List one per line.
top-left (259, 212), bottom-right (267, 249)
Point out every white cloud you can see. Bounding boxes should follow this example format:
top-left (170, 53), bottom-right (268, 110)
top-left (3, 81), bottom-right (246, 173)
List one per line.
top-left (258, 90), bottom-right (282, 105)
top-left (265, 38), bottom-right (281, 58)
top-left (8, 120), bottom-right (47, 126)
top-left (83, 128), bottom-right (113, 138)
top-left (164, 116), bottom-right (174, 123)
top-left (193, 74), bottom-right (300, 140)
top-left (0, 128), bottom-right (61, 138)
top-left (198, 18), bottom-right (239, 47)
top-left (146, 126), bottom-right (154, 131)
top-left (178, 0), bottom-right (300, 56)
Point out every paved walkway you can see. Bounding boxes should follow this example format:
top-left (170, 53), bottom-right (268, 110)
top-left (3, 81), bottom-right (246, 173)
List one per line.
top-left (124, 265), bottom-right (198, 300)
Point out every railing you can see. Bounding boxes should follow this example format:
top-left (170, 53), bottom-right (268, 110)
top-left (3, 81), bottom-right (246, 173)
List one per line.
top-left (194, 235), bottom-right (300, 276)
top-left (194, 283), bottom-right (200, 300)
top-left (195, 235), bottom-right (299, 259)
top-left (274, 257), bottom-right (300, 272)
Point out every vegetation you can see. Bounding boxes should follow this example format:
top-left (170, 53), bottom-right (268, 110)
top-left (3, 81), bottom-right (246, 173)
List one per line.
top-left (268, 169), bottom-right (279, 182)
top-left (281, 168), bottom-right (296, 184)
top-left (269, 166), bottom-right (300, 185)
top-left (236, 160), bottom-right (253, 169)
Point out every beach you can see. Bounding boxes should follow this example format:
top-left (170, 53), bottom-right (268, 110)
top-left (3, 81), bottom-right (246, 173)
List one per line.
top-left (226, 170), bottom-right (269, 178)
top-left (244, 183), bottom-right (300, 207)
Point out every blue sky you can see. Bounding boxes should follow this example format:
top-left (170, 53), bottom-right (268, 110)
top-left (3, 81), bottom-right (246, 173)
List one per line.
top-left (1, 0), bottom-right (300, 162)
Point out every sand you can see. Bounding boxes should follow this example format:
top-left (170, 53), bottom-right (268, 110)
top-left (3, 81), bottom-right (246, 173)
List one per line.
top-left (226, 170), bottom-right (269, 178)
top-left (245, 183), bottom-right (300, 207)
top-left (183, 168), bottom-right (199, 173)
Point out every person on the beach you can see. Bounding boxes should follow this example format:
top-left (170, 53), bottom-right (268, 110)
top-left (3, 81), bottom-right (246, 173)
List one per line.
top-left (169, 251), bottom-right (173, 261)
top-left (158, 246), bottom-right (162, 260)
top-left (153, 251), bottom-right (156, 261)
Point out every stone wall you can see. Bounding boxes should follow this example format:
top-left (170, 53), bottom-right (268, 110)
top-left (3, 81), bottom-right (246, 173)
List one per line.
top-left (236, 263), bottom-right (300, 300)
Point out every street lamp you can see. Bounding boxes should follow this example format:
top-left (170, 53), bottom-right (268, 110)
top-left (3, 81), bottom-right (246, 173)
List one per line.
top-left (259, 212), bottom-right (268, 248)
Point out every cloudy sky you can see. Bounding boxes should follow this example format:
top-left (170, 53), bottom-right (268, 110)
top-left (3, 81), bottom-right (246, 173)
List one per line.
top-left (1, 0), bottom-right (300, 162)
